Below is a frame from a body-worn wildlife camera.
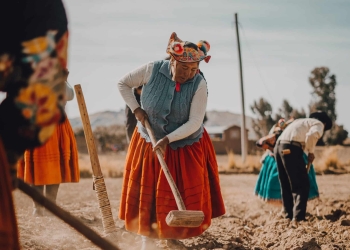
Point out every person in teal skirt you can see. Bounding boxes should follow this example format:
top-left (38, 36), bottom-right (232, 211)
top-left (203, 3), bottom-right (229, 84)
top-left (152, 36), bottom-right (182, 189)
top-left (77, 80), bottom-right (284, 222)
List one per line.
top-left (254, 121), bottom-right (320, 205)
top-left (254, 150), bottom-right (319, 205)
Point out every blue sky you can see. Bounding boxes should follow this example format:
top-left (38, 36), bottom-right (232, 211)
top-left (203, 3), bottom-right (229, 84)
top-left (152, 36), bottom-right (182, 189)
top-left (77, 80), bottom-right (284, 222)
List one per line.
top-left (63, 0), bottom-right (350, 130)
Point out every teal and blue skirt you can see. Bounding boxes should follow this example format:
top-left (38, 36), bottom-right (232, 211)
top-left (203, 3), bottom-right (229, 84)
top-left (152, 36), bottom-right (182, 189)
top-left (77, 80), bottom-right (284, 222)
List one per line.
top-left (254, 153), bottom-right (319, 204)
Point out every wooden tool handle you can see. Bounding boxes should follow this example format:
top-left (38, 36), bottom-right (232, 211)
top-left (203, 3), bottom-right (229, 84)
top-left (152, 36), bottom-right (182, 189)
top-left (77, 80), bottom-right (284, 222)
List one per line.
top-left (74, 84), bottom-right (102, 176)
top-left (144, 120), bottom-right (186, 211)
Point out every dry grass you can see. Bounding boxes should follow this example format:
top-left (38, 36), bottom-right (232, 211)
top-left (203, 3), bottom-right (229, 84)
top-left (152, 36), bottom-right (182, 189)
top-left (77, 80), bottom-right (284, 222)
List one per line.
top-left (224, 145), bottom-right (350, 175)
top-left (77, 145), bottom-right (350, 178)
top-left (78, 151), bottom-right (262, 177)
top-left (227, 150), bottom-right (236, 169)
top-left (225, 150), bottom-right (261, 174)
top-left (313, 146), bottom-right (350, 174)
top-left (215, 154), bottom-right (229, 171)
top-left (78, 153), bottom-right (126, 178)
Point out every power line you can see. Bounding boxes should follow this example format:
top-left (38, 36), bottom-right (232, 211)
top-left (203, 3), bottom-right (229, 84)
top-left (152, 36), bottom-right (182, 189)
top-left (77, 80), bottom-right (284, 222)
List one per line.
top-left (235, 22), bottom-right (275, 104)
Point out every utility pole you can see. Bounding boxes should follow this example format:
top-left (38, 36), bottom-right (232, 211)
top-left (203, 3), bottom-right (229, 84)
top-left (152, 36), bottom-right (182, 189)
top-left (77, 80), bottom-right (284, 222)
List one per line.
top-left (234, 13), bottom-right (248, 163)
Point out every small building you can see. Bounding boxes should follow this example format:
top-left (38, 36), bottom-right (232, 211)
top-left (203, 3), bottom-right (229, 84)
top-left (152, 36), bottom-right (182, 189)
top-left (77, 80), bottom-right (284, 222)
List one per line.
top-left (205, 125), bottom-right (257, 155)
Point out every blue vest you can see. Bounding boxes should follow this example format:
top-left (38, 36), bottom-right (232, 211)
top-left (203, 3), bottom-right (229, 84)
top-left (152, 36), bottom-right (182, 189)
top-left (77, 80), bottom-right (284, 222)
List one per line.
top-left (137, 60), bottom-right (204, 150)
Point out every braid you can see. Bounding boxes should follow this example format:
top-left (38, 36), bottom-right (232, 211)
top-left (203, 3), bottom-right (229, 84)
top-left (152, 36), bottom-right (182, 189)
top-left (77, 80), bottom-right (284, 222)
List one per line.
top-left (198, 70), bottom-right (208, 96)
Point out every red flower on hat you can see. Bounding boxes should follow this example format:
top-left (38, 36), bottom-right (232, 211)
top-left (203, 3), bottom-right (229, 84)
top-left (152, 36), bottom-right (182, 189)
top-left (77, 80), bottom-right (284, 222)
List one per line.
top-left (172, 42), bottom-right (184, 55)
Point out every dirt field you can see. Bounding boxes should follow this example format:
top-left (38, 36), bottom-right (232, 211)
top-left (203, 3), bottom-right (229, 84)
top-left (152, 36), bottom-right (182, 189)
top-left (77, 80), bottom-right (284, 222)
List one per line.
top-left (14, 173), bottom-right (350, 250)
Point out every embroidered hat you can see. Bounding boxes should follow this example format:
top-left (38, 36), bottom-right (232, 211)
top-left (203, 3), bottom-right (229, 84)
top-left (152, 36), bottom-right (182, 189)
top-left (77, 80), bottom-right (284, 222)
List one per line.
top-left (309, 111), bottom-right (332, 131)
top-left (166, 32), bottom-right (211, 63)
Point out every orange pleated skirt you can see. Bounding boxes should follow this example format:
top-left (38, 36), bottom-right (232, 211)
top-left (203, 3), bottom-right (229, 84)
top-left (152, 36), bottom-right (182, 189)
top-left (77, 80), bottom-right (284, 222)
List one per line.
top-left (0, 138), bottom-right (20, 250)
top-left (17, 118), bottom-right (80, 185)
top-left (119, 129), bottom-right (226, 239)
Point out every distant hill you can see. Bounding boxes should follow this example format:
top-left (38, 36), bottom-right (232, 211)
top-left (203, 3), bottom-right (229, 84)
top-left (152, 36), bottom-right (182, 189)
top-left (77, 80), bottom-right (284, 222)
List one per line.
top-left (69, 110), bottom-right (257, 140)
top-left (69, 110), bottom-right (125, 130)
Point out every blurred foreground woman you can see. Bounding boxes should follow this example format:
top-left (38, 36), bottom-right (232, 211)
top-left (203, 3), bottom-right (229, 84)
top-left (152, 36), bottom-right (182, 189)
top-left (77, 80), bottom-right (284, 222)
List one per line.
top-left (0, 0), bottom-right (70, 248)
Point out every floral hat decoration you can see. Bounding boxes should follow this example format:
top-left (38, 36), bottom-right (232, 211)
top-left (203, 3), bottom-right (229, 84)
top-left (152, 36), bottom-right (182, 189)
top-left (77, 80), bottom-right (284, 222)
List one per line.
top-left (166, 32), bottom-right (211, 63)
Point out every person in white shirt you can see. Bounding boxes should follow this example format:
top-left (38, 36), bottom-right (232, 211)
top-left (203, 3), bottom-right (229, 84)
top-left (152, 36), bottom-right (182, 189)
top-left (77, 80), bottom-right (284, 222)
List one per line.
top-left (274, 111), bottom-right (332, 224)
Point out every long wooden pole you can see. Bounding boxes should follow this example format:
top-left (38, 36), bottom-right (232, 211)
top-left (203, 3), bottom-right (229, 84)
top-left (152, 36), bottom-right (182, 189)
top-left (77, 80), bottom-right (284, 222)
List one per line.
top-left (74, 84), bottom-right (102, 176)
top-left (144, 120), bottom-right (204, 227)
top-left (234, 13), bottom-right (248, 163)
top-left (74, 84), bottom-right (119, 236)
top-left (17, 179), bottom-right (120, 250)
top-left (144, 121), bottom-right (186, 211)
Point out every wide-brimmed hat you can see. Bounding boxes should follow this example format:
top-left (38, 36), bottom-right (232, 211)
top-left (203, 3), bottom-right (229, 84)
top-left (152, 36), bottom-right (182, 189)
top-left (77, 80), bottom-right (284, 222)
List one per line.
top-left (166, 32), bottom-right (211, 63)
top-left (309, 111), bottom-right (332, 131)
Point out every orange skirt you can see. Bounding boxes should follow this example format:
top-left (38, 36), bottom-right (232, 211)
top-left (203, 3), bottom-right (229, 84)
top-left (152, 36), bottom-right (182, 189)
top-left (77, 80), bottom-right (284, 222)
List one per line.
top-left (0, 138), bottom-right (20, 250)
top-left (17, 118), bottom-right (79, 185)
top-left (119, 129), bottom-right (225, 239)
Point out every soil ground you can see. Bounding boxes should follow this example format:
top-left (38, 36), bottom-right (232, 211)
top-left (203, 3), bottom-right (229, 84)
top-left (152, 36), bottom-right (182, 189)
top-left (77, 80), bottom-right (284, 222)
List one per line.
top-left (14, 174), bottom-right (350, 250)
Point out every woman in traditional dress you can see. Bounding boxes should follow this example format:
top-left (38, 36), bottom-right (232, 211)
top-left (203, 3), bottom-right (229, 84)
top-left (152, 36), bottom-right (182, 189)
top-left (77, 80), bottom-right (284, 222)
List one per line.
top-left (255, 150), bottom-right (319, 205)
top-left (17, 79), bottom-right (79, 216)
top-left (254, 121), bottom-right (319, 205)
top-left (0, 0), bottom-right (70, 247)
top-left (117, 32), bottom-right (225, 249)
